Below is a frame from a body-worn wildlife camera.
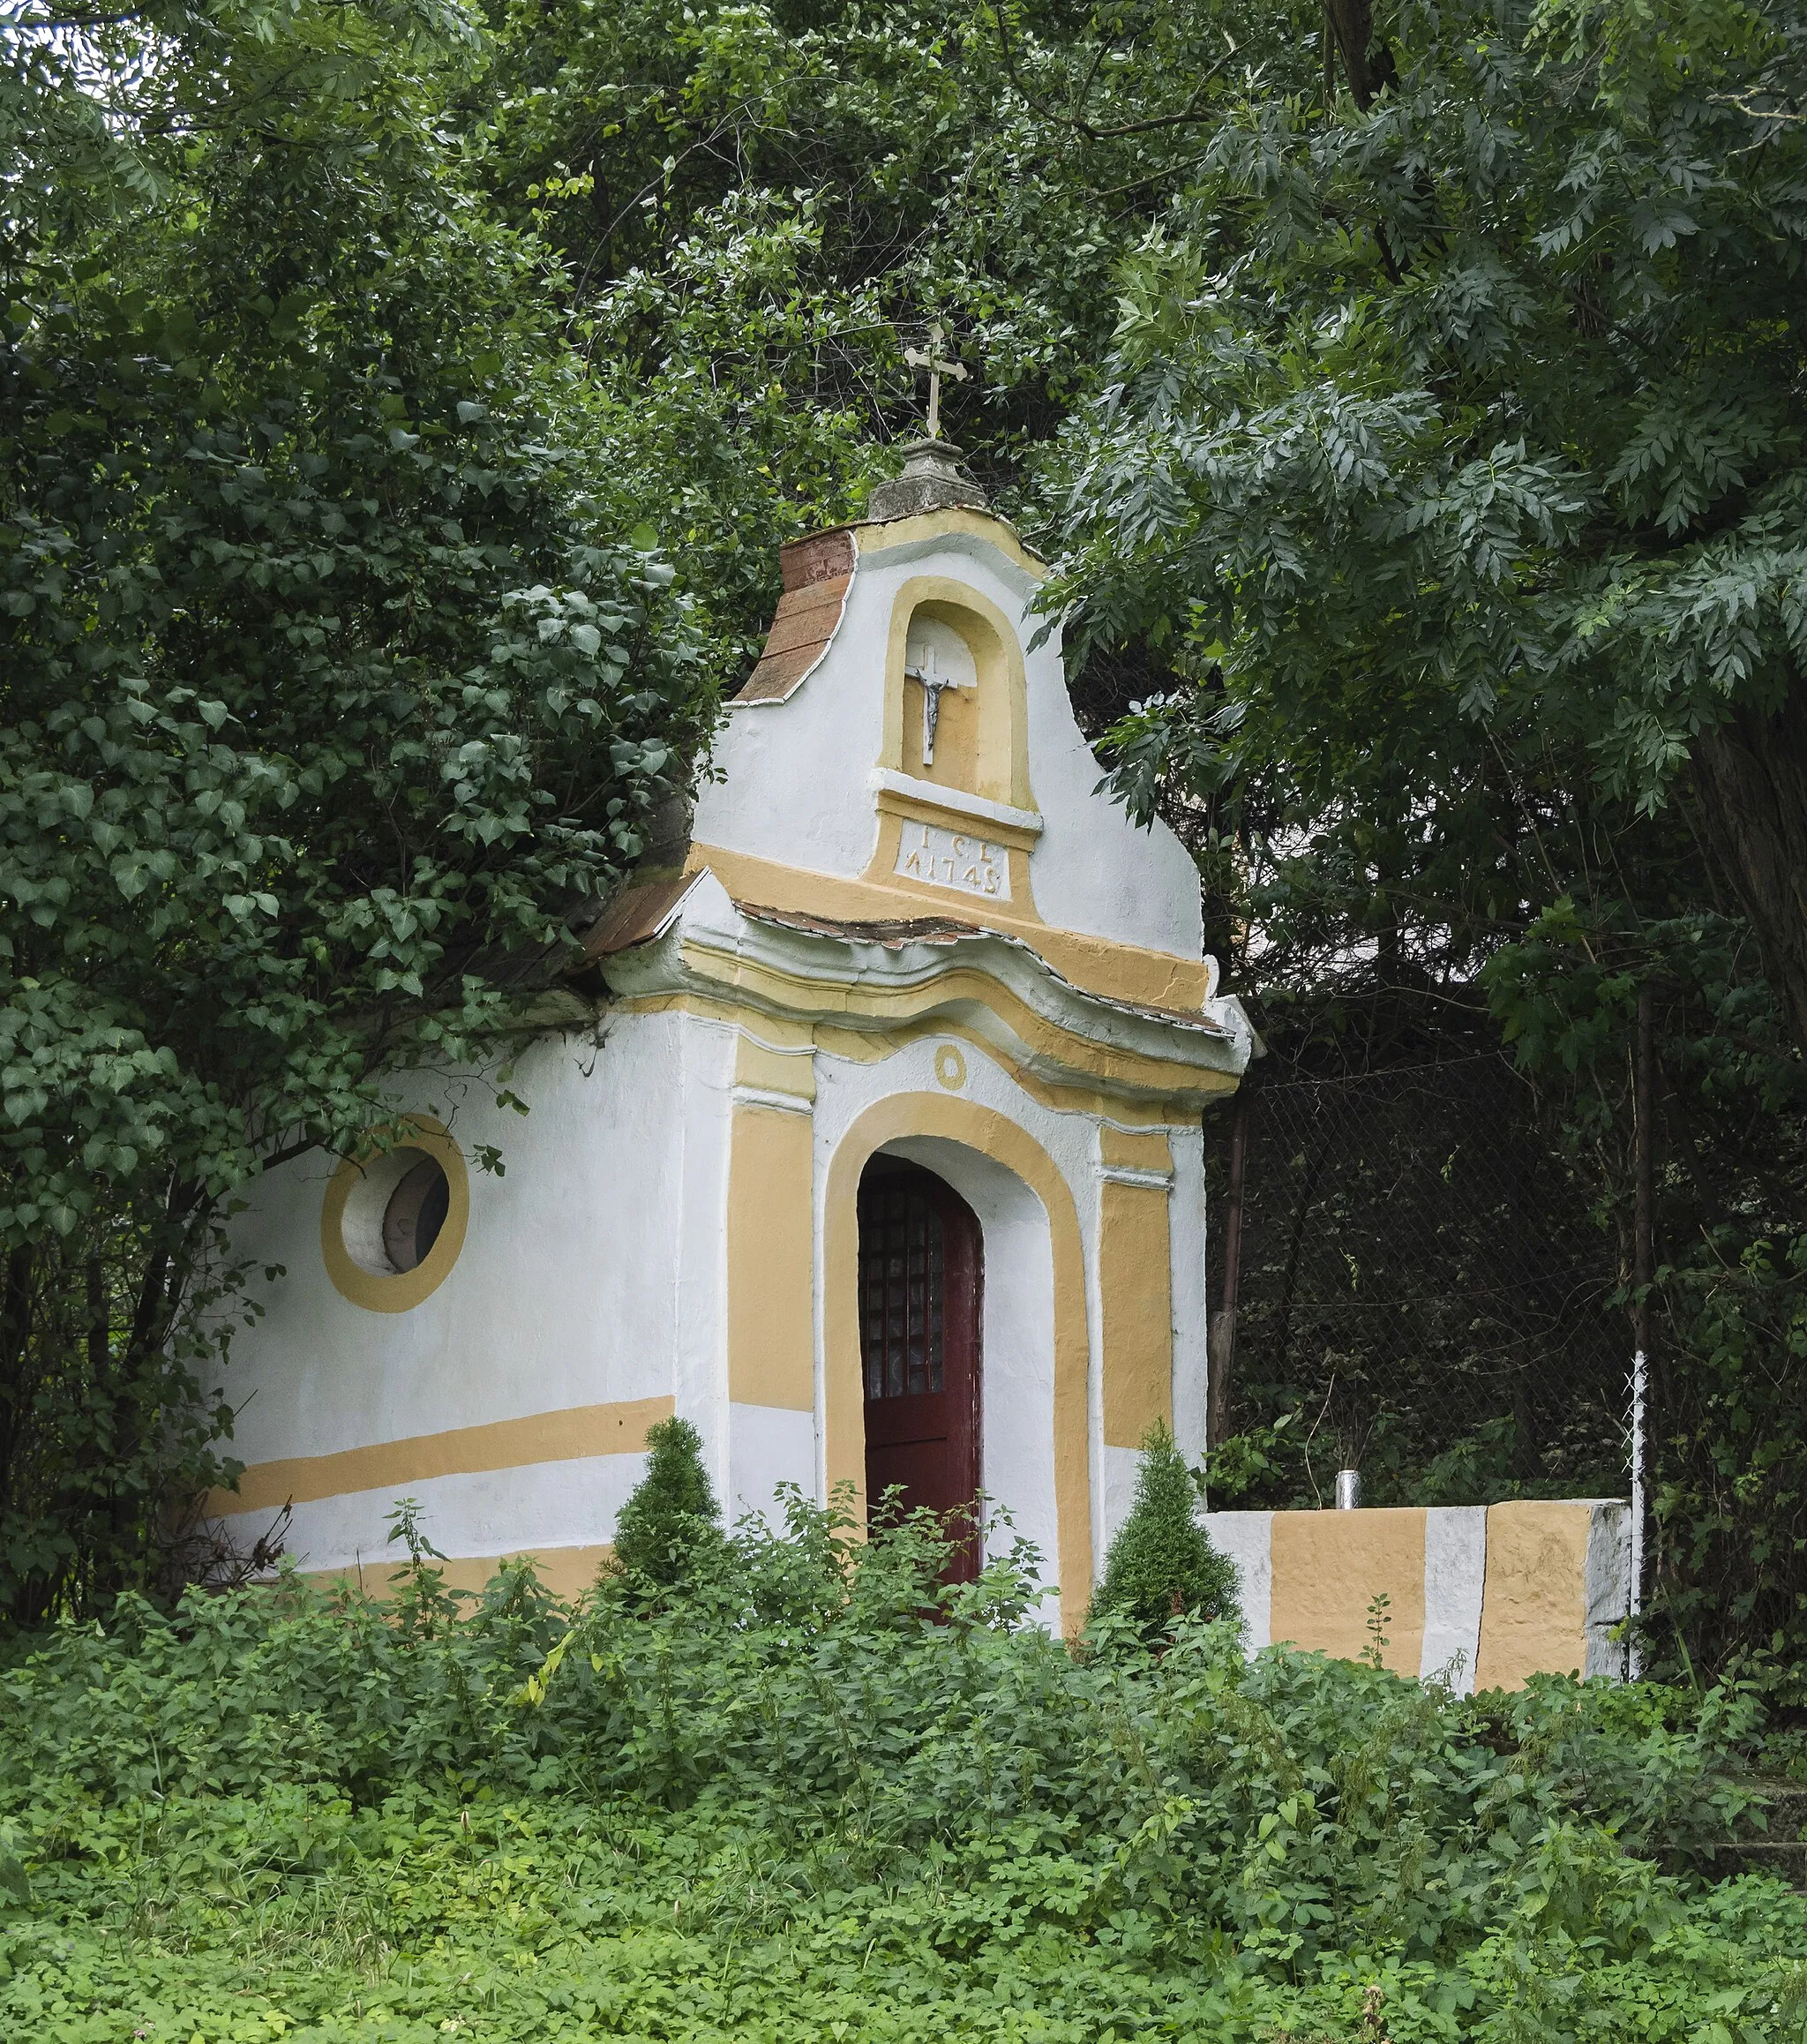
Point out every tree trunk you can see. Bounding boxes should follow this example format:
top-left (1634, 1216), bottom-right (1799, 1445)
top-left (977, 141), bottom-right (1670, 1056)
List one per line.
top-left (1691, 684), bottom-right (1807, 1059)
top-left (1323, 0), bottom-right (1396, 110)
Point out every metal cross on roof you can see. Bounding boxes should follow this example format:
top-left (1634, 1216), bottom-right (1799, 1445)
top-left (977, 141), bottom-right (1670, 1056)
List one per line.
top-left (903, 322), bottom-right (969, 441)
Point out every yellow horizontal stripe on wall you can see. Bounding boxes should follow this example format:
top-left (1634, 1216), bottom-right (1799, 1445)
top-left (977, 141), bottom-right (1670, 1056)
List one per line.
top-left (304, 1544), bottom-right (615, 1604)
top-left (209, 1396), bottom-right (676, 1518)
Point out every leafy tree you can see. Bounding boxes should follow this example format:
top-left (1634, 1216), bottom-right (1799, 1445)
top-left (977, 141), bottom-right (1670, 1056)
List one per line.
top-left (1048, 0), bottom-right (1807, 1045)
top-left (0, 0), bottom-right (710, 1624)
top-left (1089, 1421), bottom-right (1239, 1639)
top-left (611, 1417), bottom-right (724, 1588)
top-left (466, 0), bottom-right (1315, 665)
top-left (1044, 0), bottom-right (1807, 1691)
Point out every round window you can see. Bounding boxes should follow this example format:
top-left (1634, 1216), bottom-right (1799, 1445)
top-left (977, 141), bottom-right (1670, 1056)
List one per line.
top-left (382, 1154), bottom-right (451, 1273)
top-left (322, 1121), bottom-right (468, 1311)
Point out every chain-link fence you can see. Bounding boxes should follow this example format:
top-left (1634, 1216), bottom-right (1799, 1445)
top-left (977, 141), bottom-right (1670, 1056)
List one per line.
top-left (1205, 1055), bottom-right (1633, 1510)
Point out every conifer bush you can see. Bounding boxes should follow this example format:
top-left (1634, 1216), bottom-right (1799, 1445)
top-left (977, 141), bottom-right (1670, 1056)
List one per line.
top-left (610, 1417), bottom-right (723, 1588)
top-left (1089, 1421), bottom-right (1240, 1638)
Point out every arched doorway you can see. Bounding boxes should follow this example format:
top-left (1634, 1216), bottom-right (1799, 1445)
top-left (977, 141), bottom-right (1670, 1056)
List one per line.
top-left (858, 1157), bottom-right (983, 1579)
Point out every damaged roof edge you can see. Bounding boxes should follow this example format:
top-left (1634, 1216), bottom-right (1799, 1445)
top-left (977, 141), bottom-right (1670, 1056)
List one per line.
top-left (733, 900), bottom-right (1239, 1041)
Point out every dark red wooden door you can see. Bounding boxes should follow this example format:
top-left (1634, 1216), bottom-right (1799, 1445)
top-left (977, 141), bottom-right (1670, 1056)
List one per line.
top-left (859, 1161), bottom-right (983, 1579)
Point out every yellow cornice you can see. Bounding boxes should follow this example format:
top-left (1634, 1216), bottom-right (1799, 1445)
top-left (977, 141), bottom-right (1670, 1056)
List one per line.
top-left (611, 983), bottom-right (1231, 1118)
top-left (676, 935), bottom-right (1232, 1102)
top-left (853, 507), bottom-right (1046, 582)
top-left (686, 842), bottom-right (1215, 1014)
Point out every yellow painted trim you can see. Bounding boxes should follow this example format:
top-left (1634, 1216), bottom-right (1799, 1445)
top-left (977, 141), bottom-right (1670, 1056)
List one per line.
top-left (614, 990), bottom-right (1212, 1123)
top-left (210, 1396), bottom-right (675, 1517)
top-left (678, 936), bottom-right (1236, 1104)
top-left (305, 1544), bottom-right (614, 1604)
top-left (811, 1016), bottom-right (1207, 1121)
top-left (875, 577), bottom-right (1034, 811)
top-left (823, 1093), bottom-right (1093, 1634)
top-left (1474, 1501), bottom-right (1593, 1689)
top-left (1098, 1178), bottom-right (1175, 1447)
top-left (1267, 1508), bottom-right (1428, 1672)
top-left (727, 1101), bottom-right (816, 1409)
top-left (735, 1032), bottom-right (817, 1100)
top-left (816, 1013), bottom-right (1222, 1116)
top-left (320, 1116), bottom-right (470, 1314)
top-left (859, 507), bottom-right (1047, 582)
top-left (1100, 1127), bottom-right (1173, 1174)
top-left (688, 841), bottom-right (1216, 1015)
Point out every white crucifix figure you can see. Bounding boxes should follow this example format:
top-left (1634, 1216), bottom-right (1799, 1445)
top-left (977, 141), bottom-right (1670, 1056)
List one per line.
top-left (903, 322), bottom-right (969, 441)
top-left (904, 633), bottom-right (975, 767)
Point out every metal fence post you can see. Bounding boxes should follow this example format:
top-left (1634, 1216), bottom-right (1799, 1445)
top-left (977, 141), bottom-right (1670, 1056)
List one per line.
top-left (1628, 1347), bottom-right (1646, 1680)
top-left (1628, 980), bottom-right (1655, 1680)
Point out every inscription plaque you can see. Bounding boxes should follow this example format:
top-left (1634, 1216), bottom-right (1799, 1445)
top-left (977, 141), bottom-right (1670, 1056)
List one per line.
top-left (895, 822), bottom-right (1011, 901)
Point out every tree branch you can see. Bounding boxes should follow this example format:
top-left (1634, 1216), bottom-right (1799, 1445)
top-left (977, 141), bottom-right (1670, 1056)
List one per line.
top-left (993, 8), bottom-right (1234, 141)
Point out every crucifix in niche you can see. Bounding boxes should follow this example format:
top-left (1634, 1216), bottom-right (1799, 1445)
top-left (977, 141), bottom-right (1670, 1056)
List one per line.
top-left (904, 630), bottom-right (977, 769)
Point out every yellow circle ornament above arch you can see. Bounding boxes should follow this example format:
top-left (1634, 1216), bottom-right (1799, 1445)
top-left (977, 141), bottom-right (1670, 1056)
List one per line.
top-left (822, 1091), bottom-right (1093, 1632)
top-left (320, 1114), bottom-right (471, 1313)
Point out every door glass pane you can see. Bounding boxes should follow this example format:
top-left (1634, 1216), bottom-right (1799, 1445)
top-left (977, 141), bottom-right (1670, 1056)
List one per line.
top-left (859, 1176), bottom-right (947, 1401)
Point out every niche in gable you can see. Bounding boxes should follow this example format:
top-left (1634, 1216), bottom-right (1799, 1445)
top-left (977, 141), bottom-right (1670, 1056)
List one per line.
top-left (879, 582), bottom-right (1033, 812)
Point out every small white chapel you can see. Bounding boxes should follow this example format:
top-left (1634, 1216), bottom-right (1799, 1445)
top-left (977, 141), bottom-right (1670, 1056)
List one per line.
top-left (212, 437), bottom-right (1256, 1634)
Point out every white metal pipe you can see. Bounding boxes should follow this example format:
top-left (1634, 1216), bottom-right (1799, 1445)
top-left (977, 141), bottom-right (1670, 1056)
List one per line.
top-left (1628, 1349), bottom-right (1646, 1680)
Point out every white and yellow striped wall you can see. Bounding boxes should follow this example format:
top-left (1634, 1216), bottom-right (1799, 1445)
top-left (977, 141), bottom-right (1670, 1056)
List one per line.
top-left (1205, 1499), bottom-right (1631, 1691)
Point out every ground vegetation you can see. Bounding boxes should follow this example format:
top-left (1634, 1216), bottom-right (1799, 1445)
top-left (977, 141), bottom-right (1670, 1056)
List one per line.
top-left (2, 1510), bottom-right (1803, 2038)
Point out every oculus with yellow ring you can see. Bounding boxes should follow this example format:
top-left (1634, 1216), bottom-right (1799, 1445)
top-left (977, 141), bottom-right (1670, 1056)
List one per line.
top-left (320, 1116), bottom-right (470, 1312)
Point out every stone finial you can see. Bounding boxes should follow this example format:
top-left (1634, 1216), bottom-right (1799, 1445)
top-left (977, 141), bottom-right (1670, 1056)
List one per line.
top-left (866, 438), bottom-right (987, 522)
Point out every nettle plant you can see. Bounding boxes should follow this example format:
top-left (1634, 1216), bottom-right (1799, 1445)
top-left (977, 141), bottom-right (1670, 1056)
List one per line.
top-left (0, 1498), bottom-right (1801, 2038)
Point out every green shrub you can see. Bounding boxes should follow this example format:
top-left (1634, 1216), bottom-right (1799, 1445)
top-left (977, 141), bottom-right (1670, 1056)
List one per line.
top-left (1089, 1421), bottom-right (1240, 1638)
top-left (610, 1416), bottom-right (723, 1588)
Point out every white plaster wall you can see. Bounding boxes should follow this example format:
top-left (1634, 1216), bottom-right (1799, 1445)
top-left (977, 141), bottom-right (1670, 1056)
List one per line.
top-left (729, 1402), bottom-right (816, 1531)
top-left (1584, 1499), bottom-right (1633, 1680)
top-left (1204, 1511), bottom-right (1274, 1649)
top-left (1098, 1446), bottom-right (1145, 1565)
top-left (215, 1010), bottom-right (735, 1566)
top-left (1166, 1120), bottom-right (1210, 1465)
top-left (670, 1012), bottom-right (737, 1501)
top-left (1421, 1506), bottom-right (1488, 1693)
top-left (214, 1451), bottom-right (651, 1580)
top-left (694, 523), bottom-right (1206, 972)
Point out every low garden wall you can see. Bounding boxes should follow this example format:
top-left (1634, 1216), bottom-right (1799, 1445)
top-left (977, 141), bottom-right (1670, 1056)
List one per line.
top-left (1203, 1499), bottom-right (1631, 1692)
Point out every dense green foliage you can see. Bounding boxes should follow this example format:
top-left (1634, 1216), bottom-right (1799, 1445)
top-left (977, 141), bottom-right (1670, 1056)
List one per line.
top-left (2, 1512), bottom-right (1804, 2039)
top-left (1041, 0), bottom-right (1807, 1695)
top-left (1090, 1422), bottom-right (1239, 1637)
top-left (609, 1417), bottom-right (723, 1587)
top-left (0, 0), bottom-right (708, 1622)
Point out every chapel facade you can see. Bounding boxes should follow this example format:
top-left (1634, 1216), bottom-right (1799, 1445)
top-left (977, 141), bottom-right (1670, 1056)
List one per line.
top-left (214, 450), bottom-right (1256, 1634)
